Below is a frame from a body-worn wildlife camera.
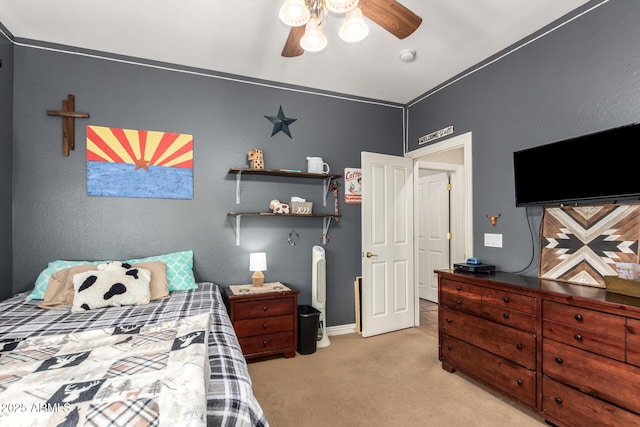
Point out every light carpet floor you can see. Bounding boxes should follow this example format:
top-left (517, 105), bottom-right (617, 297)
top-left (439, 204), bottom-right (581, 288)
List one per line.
top-left (248, 327), bottom-right (546, 426)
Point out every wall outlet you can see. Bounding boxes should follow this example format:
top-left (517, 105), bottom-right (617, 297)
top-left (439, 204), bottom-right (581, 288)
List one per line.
top-left (484, 233), bottom-right (503, 248)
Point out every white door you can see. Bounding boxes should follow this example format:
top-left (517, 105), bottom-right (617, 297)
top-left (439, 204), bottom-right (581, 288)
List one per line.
top-left (361, 152), bottom-right (415, 337)
top-left (418, 171), bottom-right (450, 302)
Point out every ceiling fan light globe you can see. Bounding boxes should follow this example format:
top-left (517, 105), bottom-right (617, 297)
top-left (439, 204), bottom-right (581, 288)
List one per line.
top-left (327, 0), bottom-right (359, 14)
top-left (339, 8), bottom-right (369, 42)
top-left (279, 0), bottom-right (311, 27)
top-left (300, 18), bottom-right (328, 52)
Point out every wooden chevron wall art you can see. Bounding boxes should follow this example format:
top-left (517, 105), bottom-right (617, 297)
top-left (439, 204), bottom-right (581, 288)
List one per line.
top-left (540, 204), bottom-right (640, 287)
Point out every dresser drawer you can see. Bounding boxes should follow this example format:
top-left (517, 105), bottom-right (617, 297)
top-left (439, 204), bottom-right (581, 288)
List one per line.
top-left (234, 297), bottom-right (295, 320)
top-left (440, 291), bottom-right (482, 314)
top-left (628, 318), bottom-right (640, 342)
top-left (482, 288), bottom-right (536, 315)
top-left (233, 314), bottom-right (294, 338)
top-left (543, 301), bottom-right (625, 338)
top-left (628, 340), bottom-right (640, 367)
top-left (441, 334), bottom-right (536, 407)
top-left (479, 303), bottom-right (536, 333)
top-left (440, 306), bottom-right (536, 369)
top-left (627, 319), bottom-right (640, 366)
top-left (543, 319), bottom-right (625, 361)
top-left (542, 376), bottom-right (640, 427)
top-left (440, 279), bottom-right (483, 301)
top-left (542, 338), bottom-right (640, 415)
top-left (238, 332), bottom-right (294, 355)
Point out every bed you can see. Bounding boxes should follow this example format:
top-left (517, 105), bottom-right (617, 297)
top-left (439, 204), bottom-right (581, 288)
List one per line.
top-left (0, 276), bottom-right (268, 426)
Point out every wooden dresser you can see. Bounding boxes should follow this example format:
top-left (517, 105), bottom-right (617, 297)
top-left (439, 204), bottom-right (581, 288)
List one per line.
top-left (439, 274), bottom-right (538, 409)
top-left (223, 286), bottom-right (299, 360)
top-left (437, 270), bottom-right (640, 427)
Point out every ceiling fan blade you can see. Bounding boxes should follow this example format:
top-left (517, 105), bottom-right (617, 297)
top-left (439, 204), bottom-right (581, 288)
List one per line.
top-left (359, 0), bottom-right (422, 40)
top-left (281, 25), bottom-right (305, 57)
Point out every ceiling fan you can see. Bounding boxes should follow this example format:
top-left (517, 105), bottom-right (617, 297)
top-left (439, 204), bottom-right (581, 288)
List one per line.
top-left (280, 0), bottom-right (423, 57)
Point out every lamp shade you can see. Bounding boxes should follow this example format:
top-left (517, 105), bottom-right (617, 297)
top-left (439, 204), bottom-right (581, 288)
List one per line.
top-left (339, 7), bottom-right (369, 42)
top-left (249, 252), bottom-right (267, 272)
top-left (300, 16), bottom-right (328, 52)
top-left (327, 0), bottom-right (359, 13)
top-left (279, 0), bottom-right (311, 27)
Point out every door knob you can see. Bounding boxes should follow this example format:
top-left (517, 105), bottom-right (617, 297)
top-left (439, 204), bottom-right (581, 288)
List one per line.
top-left (365, 251), bottom-right (377, 258)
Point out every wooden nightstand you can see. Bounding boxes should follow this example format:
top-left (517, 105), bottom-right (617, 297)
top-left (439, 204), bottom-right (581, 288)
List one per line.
top-left (222, 285), bottom-right (299, 360)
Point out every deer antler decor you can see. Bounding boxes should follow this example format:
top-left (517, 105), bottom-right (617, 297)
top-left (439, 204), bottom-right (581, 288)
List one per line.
top-left (486, 213), bottom-right (501, 227)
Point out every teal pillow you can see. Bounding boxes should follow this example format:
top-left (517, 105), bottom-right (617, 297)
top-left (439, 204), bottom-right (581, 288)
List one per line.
top-left (28, 260), bottom-right (100, 300)
top-left (125, 250), bottom-right (197, 292)
top-left (27, 250), bottom-right (197, 300)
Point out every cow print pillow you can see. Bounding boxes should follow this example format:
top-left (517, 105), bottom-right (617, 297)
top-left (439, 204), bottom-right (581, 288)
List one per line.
top-left (71, 261), bottom-right (151, 312)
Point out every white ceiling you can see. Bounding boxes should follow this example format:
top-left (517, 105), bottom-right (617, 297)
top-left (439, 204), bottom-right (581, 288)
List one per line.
top-left (0, 0), bottom-right (591, 104)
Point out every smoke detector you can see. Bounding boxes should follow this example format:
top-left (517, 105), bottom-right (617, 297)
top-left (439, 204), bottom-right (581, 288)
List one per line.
top-left (399, 49), bottom-right (417, 62)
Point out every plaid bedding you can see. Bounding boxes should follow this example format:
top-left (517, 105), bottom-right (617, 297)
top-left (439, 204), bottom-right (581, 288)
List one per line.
top-left (0, 283), bottom-right (268, 427)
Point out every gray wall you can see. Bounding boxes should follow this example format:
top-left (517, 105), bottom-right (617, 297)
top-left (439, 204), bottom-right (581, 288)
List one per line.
top-left (10, 45), bottom-right (403, 326)
top-left (0, 26), bottom-right (13, 301)
top-left (407, 0), bottom-right (640, 275)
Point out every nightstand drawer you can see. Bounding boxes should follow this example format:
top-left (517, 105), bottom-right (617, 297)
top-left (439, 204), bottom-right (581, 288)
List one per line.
top-left (238, 332), bottom-right (294, 355)
top-left (234, 314), bottom-right (294, 337)
top-left (234, 297), bottom-right (295, 320)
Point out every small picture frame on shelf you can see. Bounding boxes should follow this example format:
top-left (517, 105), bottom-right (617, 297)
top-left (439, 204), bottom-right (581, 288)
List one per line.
top-left (291, 202), bottom-right (313, 215)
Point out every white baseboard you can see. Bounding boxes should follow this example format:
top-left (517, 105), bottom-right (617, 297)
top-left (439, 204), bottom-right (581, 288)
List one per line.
top-left (326, 323), bottom-right (358, 336)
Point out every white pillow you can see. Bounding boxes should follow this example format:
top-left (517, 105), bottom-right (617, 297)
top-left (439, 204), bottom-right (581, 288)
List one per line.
top-left (72, 261), bottom-right (151, 311)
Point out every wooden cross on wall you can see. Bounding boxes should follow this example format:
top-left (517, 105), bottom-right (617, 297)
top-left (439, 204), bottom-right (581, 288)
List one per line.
top-left (47, 94), bottom-right (90, 156)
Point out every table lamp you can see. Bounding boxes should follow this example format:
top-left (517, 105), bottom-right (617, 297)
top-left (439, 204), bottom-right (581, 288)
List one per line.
top-left (250, 252), bottom-right (267, 287)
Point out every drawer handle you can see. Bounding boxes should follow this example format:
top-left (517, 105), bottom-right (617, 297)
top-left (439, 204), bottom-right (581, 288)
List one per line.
top-left (574, 314), bottom-right (583, 322)
top-left (456, 300), bottom-right (462, 305)
top-left (446, 318), bottom-right (452, 324)
top-left (574, 334), bottom-right (583, 341)
top-left (263, 306), bottom-right (269, 312)
top-left (515, 379), bottom-right (523, 386)
top-left (555, 357), bottom-right (563, 364)
top-left (503, 312), bottom-right (510, 319)
top-left (262, 323), bottom-right (268, 329)
top-left (456, 286), bottom-right (461, 291)
top-left (503, 296), bottom-right (510, 303)
top-left (262, 340), bottom-right (268, 347)
top-left (554, 397), bottom-right (563, 405)
top-left (447, 346), bottom-right (452, 351)
top-left (515, 343), bottom-right (523, 350)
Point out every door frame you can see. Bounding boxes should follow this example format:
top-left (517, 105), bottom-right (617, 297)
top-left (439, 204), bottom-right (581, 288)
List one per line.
top-left (406, 132), bottom-right (473, 324)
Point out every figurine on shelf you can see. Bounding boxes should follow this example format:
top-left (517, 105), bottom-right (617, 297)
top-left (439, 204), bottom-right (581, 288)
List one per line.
top-left (270, 199), bottom-right (290, 214)
top-left (248, 149), bottom-right (264, 170)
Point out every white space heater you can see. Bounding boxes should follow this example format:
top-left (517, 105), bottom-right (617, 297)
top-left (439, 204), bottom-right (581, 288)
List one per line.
top-left (312, 245), bottom-right (330, 348)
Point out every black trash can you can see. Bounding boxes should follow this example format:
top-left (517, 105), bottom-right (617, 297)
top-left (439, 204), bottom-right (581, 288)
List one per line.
top-left (297, 305), bottom-right (320, 355)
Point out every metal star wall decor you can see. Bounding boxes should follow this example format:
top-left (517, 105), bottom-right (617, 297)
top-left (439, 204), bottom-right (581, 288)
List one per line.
top-left (265, 105), bottom-right (297, 138)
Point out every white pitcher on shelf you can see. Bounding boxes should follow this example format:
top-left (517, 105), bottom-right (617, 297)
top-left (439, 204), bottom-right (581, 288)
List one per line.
top-left (306, 157), bottom-right (330, 174)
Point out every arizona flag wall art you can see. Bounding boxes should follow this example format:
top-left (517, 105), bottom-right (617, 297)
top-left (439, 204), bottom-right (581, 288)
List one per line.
top-left (86, 125), bottom-right (193, 199)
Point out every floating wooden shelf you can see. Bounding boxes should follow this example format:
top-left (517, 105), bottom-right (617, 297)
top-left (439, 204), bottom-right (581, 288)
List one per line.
top-left (228, 167), bottom-right (342, 180)
top-left (227, 167), bottom-right (343, 246)
top-left (227, 212), bottom-right (340, 245)
top-left (229, 167), bottom-right (341, 206)
top-left (228, 212), bottom-right (341, 218)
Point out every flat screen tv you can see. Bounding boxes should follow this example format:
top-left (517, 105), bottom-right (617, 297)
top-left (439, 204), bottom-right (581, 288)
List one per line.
top-left (513, 122), bottom-right (640, 207)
